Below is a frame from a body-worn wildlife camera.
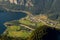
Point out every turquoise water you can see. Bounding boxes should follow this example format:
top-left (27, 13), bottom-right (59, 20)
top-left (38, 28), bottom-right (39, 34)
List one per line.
top-left (0, 12), bottom-right (27, 34)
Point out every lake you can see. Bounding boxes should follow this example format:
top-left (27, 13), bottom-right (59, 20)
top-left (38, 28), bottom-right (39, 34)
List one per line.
top-left (0, 11), bottom-right (60, 40)
top-left (43, 28), bottom-right (60, 40)
top-left (0, 11), bottom-right (27, 34)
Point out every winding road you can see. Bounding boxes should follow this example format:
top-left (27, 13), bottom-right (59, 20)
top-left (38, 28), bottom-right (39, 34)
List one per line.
top-left (20, 24), bottom-right (35, 31)
top-left (38, 19), bottom-right (60, 29)
top-left (0, 3), bottom-right (32, 16)
top-left (1, 3), bottom-right (60, 30)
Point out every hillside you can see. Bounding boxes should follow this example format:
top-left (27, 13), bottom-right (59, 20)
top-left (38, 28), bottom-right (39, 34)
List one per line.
top-left (0, 0), bottom-right (60, 21)
top-left (1, 14), bottom-right (60, 40)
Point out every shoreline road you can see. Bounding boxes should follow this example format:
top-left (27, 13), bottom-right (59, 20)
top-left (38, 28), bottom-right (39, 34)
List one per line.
top-left (39, 19), bottom-right (60, 29)
top-left (20, 24), bottom-right (35, 31)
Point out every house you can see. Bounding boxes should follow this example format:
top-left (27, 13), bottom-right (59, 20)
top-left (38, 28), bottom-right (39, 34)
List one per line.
top-left (9, 0), bottom-right (17, 4)
top-left (9, 0), bottom-right (34, 7)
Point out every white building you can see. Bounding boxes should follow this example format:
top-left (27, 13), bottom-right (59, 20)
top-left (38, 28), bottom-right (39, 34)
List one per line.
top-left (9, 0), bottom-right (17, 4)
top-left (9, 0), bottom-right (34, 7)
top-left (26, 0), bottom-right (34, 7)
top-left (19, 0), bottom-right (24, 5)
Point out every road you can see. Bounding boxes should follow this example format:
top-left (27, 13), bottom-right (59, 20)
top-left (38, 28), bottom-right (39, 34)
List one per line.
top-left (29, 15), bottom-right (60, 29)
top-left (38, 18), bottom-right (60, 29)
top-left (20, 24), bottom-right (35, 31)
top-left (0, 3), bottom-right (32, 16)
top-left (1, 3), bottom-right (60, 29)
top-left (2, 7), bottom-right (31, 15)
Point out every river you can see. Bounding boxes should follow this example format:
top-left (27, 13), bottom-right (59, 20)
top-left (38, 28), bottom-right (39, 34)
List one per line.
top-left (0, 11), bottom-right (27, 34)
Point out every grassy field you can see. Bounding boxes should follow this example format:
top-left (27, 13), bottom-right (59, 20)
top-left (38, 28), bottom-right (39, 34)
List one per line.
top-left (7, 30), bottom-right (31, 38)
top-left (3, 16), bottom-right (45, 40)
top-left (19, 19), bottom-right (35, 26)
